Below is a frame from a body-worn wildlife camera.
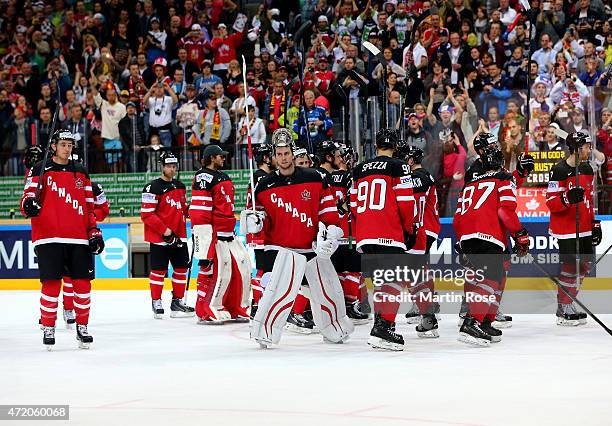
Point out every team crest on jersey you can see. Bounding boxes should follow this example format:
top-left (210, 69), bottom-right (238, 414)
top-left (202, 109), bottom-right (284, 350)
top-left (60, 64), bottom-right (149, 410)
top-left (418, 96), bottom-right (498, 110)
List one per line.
top-left (301, 189), bottom-right (311, 201)
top-left (75, 178), bottom-right (84, 189)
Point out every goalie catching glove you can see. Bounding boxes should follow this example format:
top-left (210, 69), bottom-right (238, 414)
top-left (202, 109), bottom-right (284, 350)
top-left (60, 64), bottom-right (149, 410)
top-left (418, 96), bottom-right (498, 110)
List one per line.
top-left (88, 227), bottom-right (105, 254)
top-left (313, 223), bottom-right (343, 259)
top-left (512, 228), bottom-right (530, 257)
top-left (240, 210), bottom-right (265, 234)
top-left (23, 197), bottom-right (41, 218)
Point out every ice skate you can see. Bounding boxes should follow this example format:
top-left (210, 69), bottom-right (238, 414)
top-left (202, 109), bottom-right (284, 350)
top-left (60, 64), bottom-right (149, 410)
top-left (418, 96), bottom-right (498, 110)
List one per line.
top-left (416, 313), bottom-right (439, 338)
top-left (571, 302), bottom-right (587, 325)
top-left (152, 299), bottom-right (164, 319)
top-left (556, 303), bottom-right (581, 326)
top-left (63, 309), bottom-right (76, 329)
top-left (285, 312), bottom-right (315, 334)
top-left (43, 326), bottom-right (55, 351)
top-left (169, 298), bottom-right (195, 318)
top-left (368, 314), bottom-right (404, 351)
top-left (346, 300), bottom-right (370, 325)
top-left (359, 297), bottom-right (372, 317)
top-left (458, 317), bottom-right (492, 347)
top-left (492, 308), bottom-right (513, 329)
top-left (457, 297), bottom-right (469, 327)
top-left (76, 324), bottom-right (93, 349)
top-left (405, 302), bottom-right (420, 324)
top-left (480, 319), bottom-right (502, 343)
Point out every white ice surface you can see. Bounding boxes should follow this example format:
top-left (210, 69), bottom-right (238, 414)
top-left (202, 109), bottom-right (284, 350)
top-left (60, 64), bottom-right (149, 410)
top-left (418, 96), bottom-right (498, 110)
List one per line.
top-left (1, 290), bottom-right (612, 426)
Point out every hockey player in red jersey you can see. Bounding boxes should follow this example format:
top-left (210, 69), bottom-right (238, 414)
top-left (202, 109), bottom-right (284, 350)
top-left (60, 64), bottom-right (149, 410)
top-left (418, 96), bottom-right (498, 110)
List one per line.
top-left (395, 143), bottom-right (441, 337)
top-left (21, 130), bottom-right (104, 350)
top-left (546, 131), bottom-right (598, 326)
top-left (316, 141), bottom-right (369, 325)
top-left (247, 129), bottom-right (353, 348)
top-left (141, 151), bottom-right (195, 319)
top-left (453, 133), bottom-right (530, 346)
top-left (351, 129), bottom-right (417, 351)
top-left (246, 144), bottom-right (276, 318)
top-left (190, 144), bottom-right (252, 324)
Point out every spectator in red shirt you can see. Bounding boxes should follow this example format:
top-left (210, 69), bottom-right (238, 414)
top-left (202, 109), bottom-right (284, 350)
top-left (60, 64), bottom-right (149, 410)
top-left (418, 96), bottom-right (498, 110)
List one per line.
top-left (210, 23), bottom-right (244, 77)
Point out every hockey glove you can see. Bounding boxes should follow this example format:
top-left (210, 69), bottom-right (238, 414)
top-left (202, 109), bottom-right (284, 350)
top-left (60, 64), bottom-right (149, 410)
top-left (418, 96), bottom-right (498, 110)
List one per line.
top-left (88, 227), bottom-right (105, 255)
top-left (404, 225), bottom-right (418, 251)
top-left (23, 197), bottom-right (41, 218)
top-left (336, 198), bottom-right (347, 216)
top-left (313, 223), bottom-right (335, 259)
top-left (516, 153), bottom-right (535, 177)
top-left (512, 228), bottom-right (530, 257)
top-left (592, 220), bottom-right (602, 246)
top-left (245, 211), bottom-right (265, 233)
top-left (163, 232), bottom-right (180, 246)
top-left (454, 241), bottom-right (473, 269)
top-left (563, 187), bottom-right (585, 206)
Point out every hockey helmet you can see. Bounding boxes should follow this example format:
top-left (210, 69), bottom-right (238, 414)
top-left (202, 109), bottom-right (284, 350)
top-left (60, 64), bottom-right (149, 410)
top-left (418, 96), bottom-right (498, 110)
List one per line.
top-left (406, 145), bottom-right (425, 164)
top-left (566, 131), bottom-right (592, 154)
top-left (271, 128), bottom-right (295, 151)
top-left (375, 128), bottom-right (399, 150)
top-left (341, 144), bottom-right (357, 165)
top-left (481, 144), bottom-right (504, 170)
top-left (394, 139), bottom-right (410, 160)
top-left (254, 144), bottom-right (273, 163)
top-left (294, 147), bottom-right (308, 158)
top-left (51, 129), bottom-right (76, 146)
top-left (159, 150), bottom-right (179, 166)
top-left (24, 145), bottom-right (44, 169)
top-left (315, 140), bottom-right (341, 164)
top-left (473, 132), bottom-right (498, 154)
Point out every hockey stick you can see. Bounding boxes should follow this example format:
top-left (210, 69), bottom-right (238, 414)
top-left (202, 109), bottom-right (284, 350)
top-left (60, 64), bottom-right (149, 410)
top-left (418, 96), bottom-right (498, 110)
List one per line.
top-left (595, 242), bottom-right (612, 266)
top-left (294, 22), bottom-right (314, 154)
top-left (529, 255), bottom-right (612, 337)
top-left (34, 79), bottom-right (62, 202)
top-left (183, 234), bottom-right (196, 305)
top-left (575, 146), bottom-right (582, 304)
top-left (241, 55), bottom-right (256, 212)
top-left (521, 0), bottom-right (533, 155)
top-left (362, 41), bottom-right (389, 129)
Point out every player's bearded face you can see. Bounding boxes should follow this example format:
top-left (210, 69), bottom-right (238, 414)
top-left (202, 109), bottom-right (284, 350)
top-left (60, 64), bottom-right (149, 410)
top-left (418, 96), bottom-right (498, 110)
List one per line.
top-left (163, 164), bottom-right (177, 178)
top-left (578, 143), bottom-right (592, 161)
top-left (213, 155), bottom-right (225, 168)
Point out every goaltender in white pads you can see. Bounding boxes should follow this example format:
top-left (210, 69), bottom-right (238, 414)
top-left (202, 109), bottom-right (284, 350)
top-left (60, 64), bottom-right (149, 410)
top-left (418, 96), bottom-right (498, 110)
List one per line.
top-left (248, 221), bottom-right (355, 348)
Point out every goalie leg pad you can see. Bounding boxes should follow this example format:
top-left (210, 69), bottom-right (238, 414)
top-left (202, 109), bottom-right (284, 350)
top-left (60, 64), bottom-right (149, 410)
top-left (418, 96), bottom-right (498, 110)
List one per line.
top-left (250, 249), bottom-right (307, 346)
top-left (228, 239), bottom-right (253, 310)
top-left (192, 224), bottom-right (213, 260)
top-left (305, 256), bottom-right (355, 343)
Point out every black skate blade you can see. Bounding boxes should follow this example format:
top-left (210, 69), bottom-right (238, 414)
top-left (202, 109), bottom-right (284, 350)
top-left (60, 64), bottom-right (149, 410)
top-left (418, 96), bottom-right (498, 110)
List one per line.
top-left (367, 335), bottom-right (404, 351)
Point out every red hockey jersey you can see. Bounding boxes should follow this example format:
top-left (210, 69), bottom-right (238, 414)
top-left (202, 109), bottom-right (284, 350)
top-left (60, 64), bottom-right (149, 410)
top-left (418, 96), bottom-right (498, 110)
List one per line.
top-left (254, 167), bottom-right (340, 252)
top-left (409, 167), bottom-right (439, 254)
top-left (189, 167), bottom-right (236, 238)
top-left (545, 160), bottom-right (595, 239)
top-left (453, 161), bottom-right (521, 250)
top-left (21, 159), bottom-right (97, 246)
top-left (351, 156), bottom-right (416, 252)
top-left (141, 178), bottom-right (188, 244)
top-left (330, 169), bottom-right (352, 240)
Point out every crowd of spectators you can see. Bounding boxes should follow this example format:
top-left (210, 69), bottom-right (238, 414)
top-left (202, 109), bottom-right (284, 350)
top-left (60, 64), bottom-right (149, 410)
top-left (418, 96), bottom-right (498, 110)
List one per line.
top-left (2, 0), bottom-right (612, 214)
